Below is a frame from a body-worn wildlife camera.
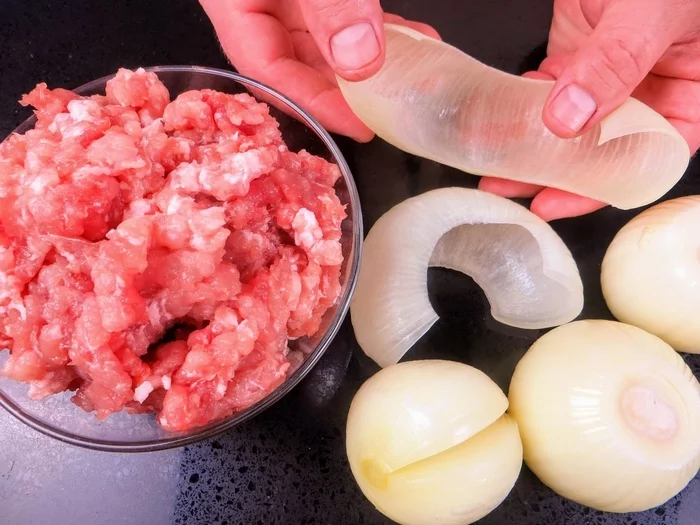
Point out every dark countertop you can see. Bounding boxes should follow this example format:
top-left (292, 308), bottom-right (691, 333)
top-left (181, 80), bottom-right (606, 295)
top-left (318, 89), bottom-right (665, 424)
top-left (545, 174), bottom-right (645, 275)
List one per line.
top-left (1, 1), bottom-right (698, 524)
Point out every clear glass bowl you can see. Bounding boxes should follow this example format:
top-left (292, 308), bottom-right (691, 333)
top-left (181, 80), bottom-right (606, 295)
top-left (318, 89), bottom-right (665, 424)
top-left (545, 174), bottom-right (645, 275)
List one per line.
top-left (0, 66), bottom-right (363, 452)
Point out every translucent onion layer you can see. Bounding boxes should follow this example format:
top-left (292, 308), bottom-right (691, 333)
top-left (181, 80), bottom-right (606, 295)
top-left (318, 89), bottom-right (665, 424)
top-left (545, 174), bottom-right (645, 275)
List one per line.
top-left (508, 320), bottom-right (700, 513)
top-left (350, 187), bottom-right (583, 367)
top-left (346, 360), bottom-right (523, 525)
top-left (601, 196), bottom-right (700, 353)
top-left (338, 24), bottom-right (690, 210)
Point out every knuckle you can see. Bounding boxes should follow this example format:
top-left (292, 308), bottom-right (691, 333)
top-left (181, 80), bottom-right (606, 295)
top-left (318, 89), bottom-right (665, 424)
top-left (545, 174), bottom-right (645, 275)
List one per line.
top-left (311, 0), bottom-right (363, 19)
top-left (590, 32), bottom-right (653, 91)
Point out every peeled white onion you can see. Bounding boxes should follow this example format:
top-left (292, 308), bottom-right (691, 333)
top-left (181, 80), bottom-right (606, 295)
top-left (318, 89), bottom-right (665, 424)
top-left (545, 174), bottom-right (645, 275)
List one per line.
top-left (508, 320), bottom-right (700, 513)
top-left (346, 360), bottom-right (523, 525)
top-left (337, 24), bottom-right (690, 210)
top-left (350, 187), bottom-right (583, 367)
top-left (601, 196), bottom-right (700, 353)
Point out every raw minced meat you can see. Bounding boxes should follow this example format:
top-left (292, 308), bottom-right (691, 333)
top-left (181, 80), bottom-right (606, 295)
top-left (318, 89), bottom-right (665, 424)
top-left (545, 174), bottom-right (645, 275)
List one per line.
top-left (0, 68), bottom-right (346, 432)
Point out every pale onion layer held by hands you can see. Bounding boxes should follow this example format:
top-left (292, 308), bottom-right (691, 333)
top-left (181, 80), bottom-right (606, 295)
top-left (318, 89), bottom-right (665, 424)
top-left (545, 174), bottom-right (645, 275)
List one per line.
top-left (508, 320), bottom-right (700, 513)
top-left (602, 196), bottom-right (700, 353)
top-left (337, 24), bottom-right (690, 210)
top-left (346, 360), bottom-right (523, 525)
top-left (350, 187), bottom-right (583, 367)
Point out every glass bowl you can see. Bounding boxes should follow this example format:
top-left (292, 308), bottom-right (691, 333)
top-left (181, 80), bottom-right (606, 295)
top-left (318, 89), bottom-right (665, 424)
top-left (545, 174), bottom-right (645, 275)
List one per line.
top-left (0, 66), bottom-right (363, 452)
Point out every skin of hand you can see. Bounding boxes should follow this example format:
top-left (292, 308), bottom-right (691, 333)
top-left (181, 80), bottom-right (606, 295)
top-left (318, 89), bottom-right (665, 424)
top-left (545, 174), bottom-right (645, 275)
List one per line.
top-left (199, 0), bottom-right (439, 142)
top-left (479, 0), bottom-right (700, 220)
top-left (202, 0), bottom-right (700, 222)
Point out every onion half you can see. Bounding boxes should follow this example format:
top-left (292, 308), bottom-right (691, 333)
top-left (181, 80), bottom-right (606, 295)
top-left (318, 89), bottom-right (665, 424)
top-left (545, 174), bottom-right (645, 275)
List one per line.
top-left (346, 360), bottom-right (523, 525)
top-left (601, 196), bottom-right (700, 353)
top-left (337, 24), bottom-right (690, 210)
top-left (508, 320), bottom-right (700, 513)
top-left (350, 187), bottom-right (583, 367)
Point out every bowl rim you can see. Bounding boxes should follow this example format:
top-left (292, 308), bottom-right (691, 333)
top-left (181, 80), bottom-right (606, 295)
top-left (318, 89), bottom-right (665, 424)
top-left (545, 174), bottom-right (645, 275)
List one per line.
top-left (0, 65), bottom-right (363, 452)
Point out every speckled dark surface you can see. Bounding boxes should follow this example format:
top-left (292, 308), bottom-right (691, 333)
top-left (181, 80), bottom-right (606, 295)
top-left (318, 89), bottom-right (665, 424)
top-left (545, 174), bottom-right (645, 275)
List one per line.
top-left (1, 1), bottom-right (699, 524)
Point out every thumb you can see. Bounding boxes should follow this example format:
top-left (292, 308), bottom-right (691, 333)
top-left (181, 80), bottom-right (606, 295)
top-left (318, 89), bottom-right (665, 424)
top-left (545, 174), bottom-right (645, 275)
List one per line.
top-left (543, 4), bottom-right (675, 138)
top-left (298, 0), bottom-right (385, 81)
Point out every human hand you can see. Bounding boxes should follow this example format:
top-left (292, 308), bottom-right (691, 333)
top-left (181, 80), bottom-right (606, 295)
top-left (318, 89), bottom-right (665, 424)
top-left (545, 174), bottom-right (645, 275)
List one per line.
top-left (199, 0), bottom-right (439, 142)
top-left (479, 0), bottom-right (700, 221)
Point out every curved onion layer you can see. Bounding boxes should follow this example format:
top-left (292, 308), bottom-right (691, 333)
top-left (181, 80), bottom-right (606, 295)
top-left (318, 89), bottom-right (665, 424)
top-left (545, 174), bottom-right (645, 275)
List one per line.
top-left (346, 360), bottom-right (523, 525)
top-left (508, 320), bottom-right (700, 513)
top-left (350, 187), bottom-right (583, 367)
top-left (337, 24), bottom-right (690, 210)
top-left (601, 196), bottom-right (700, 353)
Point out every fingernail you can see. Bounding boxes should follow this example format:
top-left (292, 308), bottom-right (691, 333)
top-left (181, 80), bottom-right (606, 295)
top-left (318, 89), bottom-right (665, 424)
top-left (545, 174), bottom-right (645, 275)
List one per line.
top-left (330, 22), bottom-right (380, 71)
top-left (550, 84), bottom-right (597, 132)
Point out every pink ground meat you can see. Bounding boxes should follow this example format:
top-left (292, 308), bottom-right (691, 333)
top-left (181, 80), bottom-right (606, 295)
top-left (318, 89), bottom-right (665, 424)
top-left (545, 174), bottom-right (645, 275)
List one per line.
top-left (0, 68), bottom-right (346, 432)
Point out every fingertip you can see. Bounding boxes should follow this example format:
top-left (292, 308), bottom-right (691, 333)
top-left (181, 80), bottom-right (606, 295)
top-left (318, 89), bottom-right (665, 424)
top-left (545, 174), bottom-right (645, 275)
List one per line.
top-left (522, 70), bottom-right (555, 81)
top-left (538, 55), bottom-right (567, 79)
top-left (319, 115), bottom-right (375, 142)
top-left (478, 176), bottom-right (544, 198)
top-left (407, 22), bottom-right (442, 41)
top-left (382, 14), bottom-right (442, 40)
top-left (306, 87), bottom-right (376, 142)
top-left (347, 126), bottom-right (375, 143)
top-left (530, 188), bottom-right (607, 221)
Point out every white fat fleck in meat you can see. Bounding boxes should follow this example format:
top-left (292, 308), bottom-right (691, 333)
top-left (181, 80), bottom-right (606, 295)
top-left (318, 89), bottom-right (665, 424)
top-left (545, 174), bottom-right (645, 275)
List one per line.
top-left (238, 320), bottom-right (256, 339)
top-left (195, 208), bottom-right (227, 232)
top-left (214, 309), bottom-right (239, 332)
top-left (216, 383), bottom-right (227, 396)
top-left (189, 234), bottom-right (208, 251)
top-left (232, 149), bottom-right (265, 175)
top-left (118, 157), bottom-right (148, 170)
top-left (292, 208), bottom-right (323, 250)
top-left (147, 297), bottom-right (168, 326)
top-left (24, 151), bottom-right (43, 173)
top-left (115, 276), bottom-right (126, 289)
top-left (47, 114), bottom-right (85, 139)
top-left (221, 171), bottom-right (244, 186)
top-left (67, 99), bottom-right (102, 123)
top-left (0, 274), bottom-right (25, 321)
top-left (141, 118), bottom-right (164, 137)
top-left (48, 114), bottom-right (69, 134)
top-left (127, 199), bottom-right (154, 218)
top-left (277, 145), bottom-right (288, 152)
top-left (29, 172), bottom-right (59, 194)
top-left (166, 194), bottom-right (190, 215)
top-left (288, 273), bottom-right (302, 310)
top-left (198, 166), bottom-right (217, 191)
top-left (171, 163), bottom-right (200, 192)
top-left (73, 165), bottom-right (112, 180)
top-left (134, 381), bottom-right (154, 403)
top-left (9, 301), bottom-right (27, 321)
top-left (124, 234), bottom-right (146, 246)
top-left (162, 375), bottom-right (172, 390)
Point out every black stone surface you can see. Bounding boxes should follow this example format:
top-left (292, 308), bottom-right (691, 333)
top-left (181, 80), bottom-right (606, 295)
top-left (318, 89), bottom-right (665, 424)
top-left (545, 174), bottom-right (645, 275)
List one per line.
top-left (1, 1), bottom-right (699, 524)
